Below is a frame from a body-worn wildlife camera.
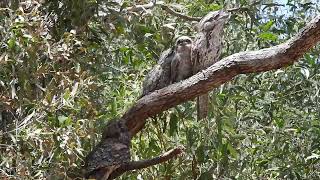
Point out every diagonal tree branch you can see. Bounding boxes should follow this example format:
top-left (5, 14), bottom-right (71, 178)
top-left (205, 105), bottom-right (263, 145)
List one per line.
top-left (85, 14), bottom-right (320, 179)
top-left (123, 15), bottom-right (320, 136)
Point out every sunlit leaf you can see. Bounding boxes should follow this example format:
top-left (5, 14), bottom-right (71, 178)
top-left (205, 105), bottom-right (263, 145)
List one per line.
top-left (258, 32), bottom-right (278, 41)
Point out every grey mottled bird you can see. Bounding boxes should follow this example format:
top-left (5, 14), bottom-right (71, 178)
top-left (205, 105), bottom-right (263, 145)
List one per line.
top-left (141, 48), bottom-right (175, 96)
top-left (192, 10), bottom-right (229, 120)
top-left (142, 36), bottom-right (193, 96)
top-left (170, 36), bottom-right (193, 83)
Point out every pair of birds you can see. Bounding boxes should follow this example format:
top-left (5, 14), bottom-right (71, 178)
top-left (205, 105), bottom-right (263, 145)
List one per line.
top-left (85, 10), bottom-right (229, 180)
top-left (142, 10), bottom-right (229, 120)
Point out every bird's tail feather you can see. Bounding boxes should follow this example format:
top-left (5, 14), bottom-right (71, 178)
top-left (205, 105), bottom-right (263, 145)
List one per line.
top-left (197, 93), bottom-right (209, 120)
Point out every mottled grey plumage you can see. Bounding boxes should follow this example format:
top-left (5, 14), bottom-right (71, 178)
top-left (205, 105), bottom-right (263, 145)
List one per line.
top-left (85, 120), bottom-right (131, 179)
top-left (192, 10), bottom-right (229, 120)
top-left (170, 36), bottom-right (193, 83)
top-left (142, 36), bottom-right (194, 96)
top-left (141, 48), bottom-right (175, 96)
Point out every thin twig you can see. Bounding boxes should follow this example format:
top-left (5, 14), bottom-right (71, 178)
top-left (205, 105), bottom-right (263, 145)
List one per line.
top-left (227, 0), bottom-right (262, 12)
top-left (126, 2), bottom-right (156, 12)
top-left (126, 1), bottom-right (264, 22)
top-left (160, 4), bottom-right (201, 21)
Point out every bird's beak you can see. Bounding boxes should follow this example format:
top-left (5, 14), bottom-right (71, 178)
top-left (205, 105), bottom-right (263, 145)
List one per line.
top-left (182, 41), bottom-right (189, 46)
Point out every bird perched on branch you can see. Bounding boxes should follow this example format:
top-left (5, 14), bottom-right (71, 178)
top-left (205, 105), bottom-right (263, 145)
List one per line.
top-left (142, 36), bottom-right (193, 96)
top-left (192, 10), bottom-right (229, 120)
top-left (170, 36), bottom-right (193, 83)
top-left (141, 48), bottom-right (174, 97)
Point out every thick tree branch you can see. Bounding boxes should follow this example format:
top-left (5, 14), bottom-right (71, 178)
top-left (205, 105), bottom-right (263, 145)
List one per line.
top-left (124, 15), bottom-right (320, 136)
top-left (109, 146), bottom-right (184, 179)
top-left (85, 14), bottom-right (320, 179)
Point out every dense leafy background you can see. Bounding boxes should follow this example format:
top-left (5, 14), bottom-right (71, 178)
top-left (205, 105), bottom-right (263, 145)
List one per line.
top-left (0, 0), bottom-right (320, 179)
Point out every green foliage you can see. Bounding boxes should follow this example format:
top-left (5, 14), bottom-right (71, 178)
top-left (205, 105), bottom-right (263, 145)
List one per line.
top-left (1, 0), bottom-right (320, 179)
